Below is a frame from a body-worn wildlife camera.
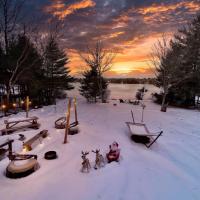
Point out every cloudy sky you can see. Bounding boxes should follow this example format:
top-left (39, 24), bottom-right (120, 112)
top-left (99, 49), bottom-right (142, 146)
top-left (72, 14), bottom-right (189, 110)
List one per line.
top-left (25, 0), bottom-right (199, 77)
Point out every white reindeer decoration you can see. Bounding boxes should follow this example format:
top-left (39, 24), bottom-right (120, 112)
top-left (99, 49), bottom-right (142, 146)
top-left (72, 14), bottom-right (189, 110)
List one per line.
top-left (81, 151), bottom-right (91, 173)
top-left (92, 149), bottom-right (105, 169)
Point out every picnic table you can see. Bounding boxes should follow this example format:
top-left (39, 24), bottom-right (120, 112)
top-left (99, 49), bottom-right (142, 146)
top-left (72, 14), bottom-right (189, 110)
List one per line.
top-left (1, 116), bottom-right (40, 135)
top-left (0, 139), bottom-right (14, 160)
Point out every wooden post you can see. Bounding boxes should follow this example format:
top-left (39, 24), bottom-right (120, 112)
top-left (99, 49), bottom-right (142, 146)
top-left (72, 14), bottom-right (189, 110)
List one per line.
top-left (141, 107), bottom-right (144, 122)
top-left (131, 110), bottom-right (135, 123)
top-left (64, 98), bottom-right (71, 144)
top-left (26, 96), bottom-right (29, 118)
top-left (141, 104), bottom-right (146, 123)
top-left (74, 97), bottom-right (78, 123)
top-left (8, 140), bottom-right (13, 158)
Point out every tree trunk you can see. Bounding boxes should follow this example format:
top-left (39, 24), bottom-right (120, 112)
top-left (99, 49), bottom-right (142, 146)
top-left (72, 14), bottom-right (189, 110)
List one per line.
top-left (161, 92), bottom-right (167, 112)
top-left (98, 75), bottom-right (103, 103)
top-left (6, 85), bottom-right (11, 105)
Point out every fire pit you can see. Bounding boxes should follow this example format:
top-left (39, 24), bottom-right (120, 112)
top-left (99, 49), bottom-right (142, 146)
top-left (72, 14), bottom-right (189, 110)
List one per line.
top-left (44, 151), bottom-right (57, 160)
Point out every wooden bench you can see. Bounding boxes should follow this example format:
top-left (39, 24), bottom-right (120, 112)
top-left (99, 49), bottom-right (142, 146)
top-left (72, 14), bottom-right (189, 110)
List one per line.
top-left (1, 116), bottom-right (40, 135)
top-left (23, 130), bottom-right (48, 151)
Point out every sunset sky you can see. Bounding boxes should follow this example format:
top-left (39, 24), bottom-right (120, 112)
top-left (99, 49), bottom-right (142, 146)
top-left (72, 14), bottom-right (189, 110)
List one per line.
top-left (26, 0), bottom-right (199, 77)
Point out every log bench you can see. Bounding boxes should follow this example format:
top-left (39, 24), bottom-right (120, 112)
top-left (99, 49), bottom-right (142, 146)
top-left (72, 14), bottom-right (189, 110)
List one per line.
top-left (23, 130), bottom-right (48, 151)
top-left (1, 116), bottom-right (40, 135)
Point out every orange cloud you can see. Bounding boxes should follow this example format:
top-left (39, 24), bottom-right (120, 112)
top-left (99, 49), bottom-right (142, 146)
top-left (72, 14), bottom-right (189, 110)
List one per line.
top-left (137, 1), bottom-right (200, 25)
top-left (111, 1), bottom-right (199, 27)
top-left (45, 1), bottom-right (65, 11)
top-left (94, 31), bottom-right (125, 41)
top-left (108, 31), bottom-right (124, 39)
top-left (44, 0), bottom-right (96, 19)
top-left (138, 1), bottom-right (200, 15)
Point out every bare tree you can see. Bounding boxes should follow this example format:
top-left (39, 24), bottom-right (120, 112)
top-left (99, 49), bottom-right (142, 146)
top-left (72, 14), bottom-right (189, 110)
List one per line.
top-left (0, 0), bottom-right (41, 104)
top-left (7, 37), bottom-right (42, 103)
top-left (80, 41), bottom-right (115, 102)
top-left (0, 0), bottom-right (25, 53)
top-left (149, 35), bottom-right (174, 112)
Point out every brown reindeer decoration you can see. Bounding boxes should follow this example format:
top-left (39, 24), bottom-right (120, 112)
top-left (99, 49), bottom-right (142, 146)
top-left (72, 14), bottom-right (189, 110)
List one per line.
top-left (81, 151), bottom-right (91, 173)
top-left (92, 149), bottom-right (105, 169)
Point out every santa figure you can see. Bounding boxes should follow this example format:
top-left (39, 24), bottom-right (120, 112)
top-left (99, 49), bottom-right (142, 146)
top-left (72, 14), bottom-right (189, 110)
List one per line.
top-left (107, 142), bottom-right (120, 163)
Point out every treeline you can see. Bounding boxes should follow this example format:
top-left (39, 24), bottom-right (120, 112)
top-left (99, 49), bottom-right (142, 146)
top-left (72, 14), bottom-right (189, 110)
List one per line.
top-left (152, 13), bottom-right (200, 110)
top-left (0, 35), bottom-right (74, 108)
top-left (107, 78), bottom-right (155, 84)
top-left (76, 78), bottom-right (155, 85)
top-left (0, 0), bottom-right (74, 109)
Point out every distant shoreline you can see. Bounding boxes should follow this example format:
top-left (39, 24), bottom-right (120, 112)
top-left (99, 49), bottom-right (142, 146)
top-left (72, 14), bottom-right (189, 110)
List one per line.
top-left (75, 78), bottom-right (156, 85)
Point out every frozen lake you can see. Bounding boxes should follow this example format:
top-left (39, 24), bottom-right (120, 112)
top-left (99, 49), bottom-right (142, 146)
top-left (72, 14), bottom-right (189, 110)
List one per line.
top-left (108, 83), bottom-right (159, 100)
top-left (68, 83), bottom-right (160, 100)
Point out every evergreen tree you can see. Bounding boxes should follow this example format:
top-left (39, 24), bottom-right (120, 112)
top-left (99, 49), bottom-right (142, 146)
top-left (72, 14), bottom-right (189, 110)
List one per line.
top-left (79, 66), bottom-right (107, 103)
top-left (80, 41), bottom-right (114, 102)
top-left (150, 35), bottom-right (177, 111)
top-left (172, 14), bottom-right (200, 106)
top-left (153, 13), bottom-right (200, 108)
top-left (44, 36), bottom-right (74, 103)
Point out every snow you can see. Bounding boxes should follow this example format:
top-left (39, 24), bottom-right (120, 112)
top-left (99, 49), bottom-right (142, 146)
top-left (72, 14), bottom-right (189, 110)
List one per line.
top-left (0, 84), bottom-right (200, 200)
top-left (6, 116), bottom-right (37, 123)
top-left (129, 124), bottom-right (150, 136)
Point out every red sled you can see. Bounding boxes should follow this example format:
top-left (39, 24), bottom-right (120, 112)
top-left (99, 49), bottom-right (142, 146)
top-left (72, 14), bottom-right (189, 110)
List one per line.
top-left (106, 142), bottom-right (120, 163)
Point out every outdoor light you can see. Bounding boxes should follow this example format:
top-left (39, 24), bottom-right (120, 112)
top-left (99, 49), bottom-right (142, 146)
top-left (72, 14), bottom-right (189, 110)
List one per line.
top-left (2, 104), bottom-right (6, 109)
top-left (22, 146), bottom-right (28, 153)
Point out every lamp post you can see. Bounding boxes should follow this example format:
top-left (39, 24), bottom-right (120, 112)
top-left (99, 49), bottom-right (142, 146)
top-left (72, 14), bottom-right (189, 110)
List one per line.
top-left (64, 98), bottom-right (71, 144)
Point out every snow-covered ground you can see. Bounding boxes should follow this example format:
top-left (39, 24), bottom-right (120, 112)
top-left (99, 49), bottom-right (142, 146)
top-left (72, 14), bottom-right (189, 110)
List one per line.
top-left (0, 84), bottom-right (200, 200)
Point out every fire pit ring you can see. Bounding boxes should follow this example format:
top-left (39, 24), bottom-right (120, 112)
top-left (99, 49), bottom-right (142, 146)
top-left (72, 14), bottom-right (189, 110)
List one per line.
top-left (44, 151), bottom-right (57, 160)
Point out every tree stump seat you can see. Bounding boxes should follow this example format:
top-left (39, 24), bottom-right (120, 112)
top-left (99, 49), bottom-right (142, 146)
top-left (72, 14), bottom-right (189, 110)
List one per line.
top-left (55, 117), bottom-right (79, 134)
top-left (55, 117), bottom-right (66, 129)
top-left (6, 158), bottom-right (39, 178)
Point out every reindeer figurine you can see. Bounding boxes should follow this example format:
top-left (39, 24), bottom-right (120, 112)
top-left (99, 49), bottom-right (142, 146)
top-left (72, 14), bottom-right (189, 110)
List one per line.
top-left (92, 149), bottom-right (105, 170)
top-left (81, 151), bottom-right (91, 173)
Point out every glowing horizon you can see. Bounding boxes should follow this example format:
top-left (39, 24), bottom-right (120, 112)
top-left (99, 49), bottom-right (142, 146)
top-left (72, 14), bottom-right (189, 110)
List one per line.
top-left (67, 32), bottom-right (173, 78)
